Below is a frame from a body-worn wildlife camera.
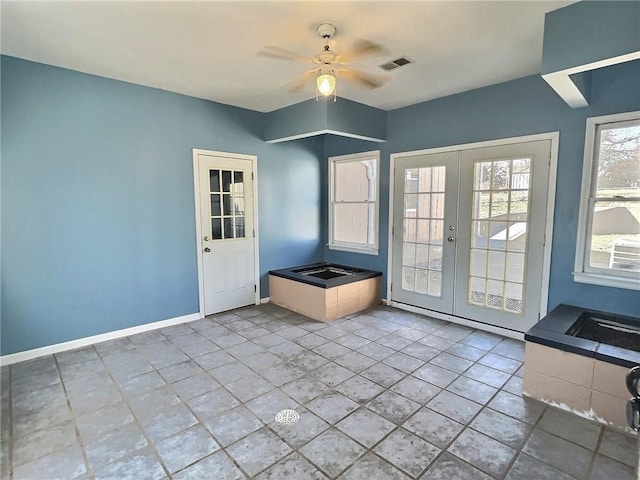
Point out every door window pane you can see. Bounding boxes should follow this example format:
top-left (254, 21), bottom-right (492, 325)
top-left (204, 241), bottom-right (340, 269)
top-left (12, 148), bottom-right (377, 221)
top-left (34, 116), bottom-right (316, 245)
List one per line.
top-left (212, 218), bottom-right (222, 240)
top-left (403, 243), bottom-right (416, 266)
top-left (487, 280), bottom-right (504, 308)
top-left (469, 276), bottom-right (486, 305)
top-left (473, 192), bottom-right (491, 220)
top-left (405, 169), bottom-right (418, 193)
top-left (431, 167), bottom-right (446, 192)
top-left (223, 218), bottom-right (234, 239)
top-left (470, 249), bottom-right (487, 277)
top-left (404, 219), bottom-right (417, 242)
top-left (505, 283), bottom-right (523, 313)
top-left (222, 171), bottom-right (233, 192)
top-left (210, 194), bottom-right (221, 216)
top-left (418, 168), bottom-right (431, 192)
top-left (223, 194), bottom-right (233, 216)
top-left (416, 244), bottom-right (429, 268)
top-left (431, 193), bottom-right (445, 218)
top-left (488, 251), bottom-right (506, 280)
top-left (417, 219), bottom-right (430, 243)
top-left (210, 170), bottom-right (220, 193)
top-left (235, 217), bottom-right (245, 238)
top-left (415, 269), bottom-right (428, 294)
top-left (428, 271), bottom-right (442, 296)
top-left (405, 194), bottom-right (418, 217)
top-left (492, 160), bottom-right (510, 190)
top-left (402, 267), bottom-right (415, 291)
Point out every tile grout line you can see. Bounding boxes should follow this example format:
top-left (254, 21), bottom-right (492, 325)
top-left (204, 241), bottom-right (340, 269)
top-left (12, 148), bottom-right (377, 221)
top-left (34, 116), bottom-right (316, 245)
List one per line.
top-left (584, 425), bottom-right (606, 479)
top-left (407, 334), bottom-right (526, 479)
top-left (496, 402), bottom-right (550, 480)
top-left (92, 343), bottom-right (174, 479)
top-left (52, 354), bottom-right (95, 480)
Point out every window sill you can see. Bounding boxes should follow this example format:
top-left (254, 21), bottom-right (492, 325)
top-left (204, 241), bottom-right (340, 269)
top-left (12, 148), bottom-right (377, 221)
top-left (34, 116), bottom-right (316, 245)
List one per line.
top-left (328, 244), bottom-right (379, 256)
top-left (573, 271), bottom-right (640, 291)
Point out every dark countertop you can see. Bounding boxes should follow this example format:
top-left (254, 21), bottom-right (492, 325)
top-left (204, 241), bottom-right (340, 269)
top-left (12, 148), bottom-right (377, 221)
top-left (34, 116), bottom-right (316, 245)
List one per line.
top-left (269, 262), bottom-right (382, 289)
top-left (525, 304), bottom-right (640, 368)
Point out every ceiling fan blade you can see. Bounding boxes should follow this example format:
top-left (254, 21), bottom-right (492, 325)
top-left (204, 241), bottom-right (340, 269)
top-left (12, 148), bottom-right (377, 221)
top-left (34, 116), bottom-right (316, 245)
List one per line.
top-left (338, 40), bottom-right (388, 63)
top-left (338, 69), bottom-right (388, 90)
top-left (283, 69), bottom-right (319, 92)
top-left (258, 46), bottom-right (315, 63)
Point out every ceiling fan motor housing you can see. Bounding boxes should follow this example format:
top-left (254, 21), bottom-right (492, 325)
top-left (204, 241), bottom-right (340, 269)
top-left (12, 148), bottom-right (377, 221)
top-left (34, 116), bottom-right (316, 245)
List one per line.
top-left (317, 23), bottom-right (336, 39)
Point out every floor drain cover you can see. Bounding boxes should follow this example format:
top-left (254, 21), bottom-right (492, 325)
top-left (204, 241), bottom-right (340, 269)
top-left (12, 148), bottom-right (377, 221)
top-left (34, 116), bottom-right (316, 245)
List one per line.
top-left (275, 409), bottom-right (300, 426)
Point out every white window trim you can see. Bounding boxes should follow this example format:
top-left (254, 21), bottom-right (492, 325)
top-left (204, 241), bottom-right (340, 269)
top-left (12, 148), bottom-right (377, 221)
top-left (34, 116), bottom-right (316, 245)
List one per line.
top-left (328, 150), bottom-right (380, 255)
top-left (574, 111), bottom-right (640, 291)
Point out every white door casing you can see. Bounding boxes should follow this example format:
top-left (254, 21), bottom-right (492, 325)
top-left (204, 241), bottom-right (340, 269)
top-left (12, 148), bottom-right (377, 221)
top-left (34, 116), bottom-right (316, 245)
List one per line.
top-left (193, 149), bottom-right (259, 316)
top-left (389, 134), bottom-right (558, 333)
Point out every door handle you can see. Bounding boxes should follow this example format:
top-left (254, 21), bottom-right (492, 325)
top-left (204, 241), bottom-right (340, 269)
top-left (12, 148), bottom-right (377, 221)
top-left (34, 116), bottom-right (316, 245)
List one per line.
top-left (204, 247), bottom-right (211, 252)
top-left (447, 236), bottom-right (455, 242)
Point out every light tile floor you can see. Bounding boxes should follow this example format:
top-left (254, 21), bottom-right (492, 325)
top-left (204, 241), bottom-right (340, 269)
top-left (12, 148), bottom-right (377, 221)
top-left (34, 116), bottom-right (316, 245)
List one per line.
top-left (1, 304), bottom-right (638, 479)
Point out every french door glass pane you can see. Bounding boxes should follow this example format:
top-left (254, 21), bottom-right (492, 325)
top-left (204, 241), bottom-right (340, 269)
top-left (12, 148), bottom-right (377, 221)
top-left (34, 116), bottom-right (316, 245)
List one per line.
top-left (468, 158), bottom-right (531, 314)
top-left (400, 166), bottom-right (446, 297)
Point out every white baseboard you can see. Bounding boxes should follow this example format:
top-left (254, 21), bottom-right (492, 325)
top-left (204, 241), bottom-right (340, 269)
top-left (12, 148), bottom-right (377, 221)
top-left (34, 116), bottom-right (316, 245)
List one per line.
top-left (0, 312), bottom-right (202, 367)
top-left (386, 300), bottom-right (524, 341)
top-left (260, 297), bottom-right (270, 304)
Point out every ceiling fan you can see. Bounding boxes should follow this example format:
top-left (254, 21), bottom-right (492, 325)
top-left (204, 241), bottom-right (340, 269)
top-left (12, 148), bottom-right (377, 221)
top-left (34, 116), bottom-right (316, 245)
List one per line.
top-left (259, 23), bottom-right (389, 100)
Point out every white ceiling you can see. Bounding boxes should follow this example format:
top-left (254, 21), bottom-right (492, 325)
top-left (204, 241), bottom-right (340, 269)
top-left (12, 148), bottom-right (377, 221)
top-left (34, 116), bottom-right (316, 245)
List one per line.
top-left (0, 1), bottom-right (574, 113)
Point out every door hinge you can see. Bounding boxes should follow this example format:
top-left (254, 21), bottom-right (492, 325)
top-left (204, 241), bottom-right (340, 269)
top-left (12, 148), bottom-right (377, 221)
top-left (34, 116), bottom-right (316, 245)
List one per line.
top-left (254, 285), bottom-right (257, 293)
top-left (253, 229), bottom-right (256, 238)
top-left (548, 152), bottom-right (551, 165)
top-left (391, 226), bottom-right (394, 237)
top-left (251, 172), bottom-right (254, 181)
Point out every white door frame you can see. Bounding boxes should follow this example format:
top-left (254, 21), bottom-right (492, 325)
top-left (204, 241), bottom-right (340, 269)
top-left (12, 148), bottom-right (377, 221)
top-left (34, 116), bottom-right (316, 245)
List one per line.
top-left (192, 148), bottom-right (260, 318)
top-left (387, 132), bottom-right (559, 335)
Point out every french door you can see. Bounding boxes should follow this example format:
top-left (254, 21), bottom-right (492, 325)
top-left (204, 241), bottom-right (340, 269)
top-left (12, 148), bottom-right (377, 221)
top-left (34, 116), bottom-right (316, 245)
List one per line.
top-left (391, 139), bottom-right (552, 332)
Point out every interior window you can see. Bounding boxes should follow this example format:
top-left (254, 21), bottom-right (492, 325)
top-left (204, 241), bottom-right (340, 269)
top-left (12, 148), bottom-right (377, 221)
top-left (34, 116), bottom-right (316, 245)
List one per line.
top-left (574, 112), bottom-right (640, 290)
top-left (328, 151), bottom-right (380, 254)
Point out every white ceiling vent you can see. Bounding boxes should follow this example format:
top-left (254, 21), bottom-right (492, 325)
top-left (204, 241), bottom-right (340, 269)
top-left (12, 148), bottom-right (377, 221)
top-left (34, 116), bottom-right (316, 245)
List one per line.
top-left (379, 57), bottom-right (413, 71)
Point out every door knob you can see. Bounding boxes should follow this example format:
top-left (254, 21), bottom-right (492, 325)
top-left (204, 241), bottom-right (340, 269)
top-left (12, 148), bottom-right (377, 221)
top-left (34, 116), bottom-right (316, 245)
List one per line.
top-left (447, 236), bottom-right (455, 242)
top-left (204, 247), bottom-right (211, 252)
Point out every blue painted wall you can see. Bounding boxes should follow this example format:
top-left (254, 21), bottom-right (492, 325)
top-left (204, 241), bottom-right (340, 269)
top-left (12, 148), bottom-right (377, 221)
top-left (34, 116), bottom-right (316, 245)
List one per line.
top-left (1, 56), bottom-right (323, 355)
top-left (3, 56), bottom-right (639, 355)
top-left (324, 60), bottom-right (640, 317)
top-left (542, 1), bottom-right (640, 74)
top-left (264, 96), bottom-right (386, 142)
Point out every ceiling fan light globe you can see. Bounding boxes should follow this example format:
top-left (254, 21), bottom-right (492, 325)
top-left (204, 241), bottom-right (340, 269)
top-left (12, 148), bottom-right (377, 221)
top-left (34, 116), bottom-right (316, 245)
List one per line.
top-left (317, 73), bottom-right (336, 96)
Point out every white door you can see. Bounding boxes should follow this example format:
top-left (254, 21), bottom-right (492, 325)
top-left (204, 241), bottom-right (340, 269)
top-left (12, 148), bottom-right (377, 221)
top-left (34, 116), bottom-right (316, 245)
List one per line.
top-left (392, 139), bottom-right (552, 333)
top-left (197, 153), bottom-right (256, 315)
top-left (391, 151), bottom-right (460, 314)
